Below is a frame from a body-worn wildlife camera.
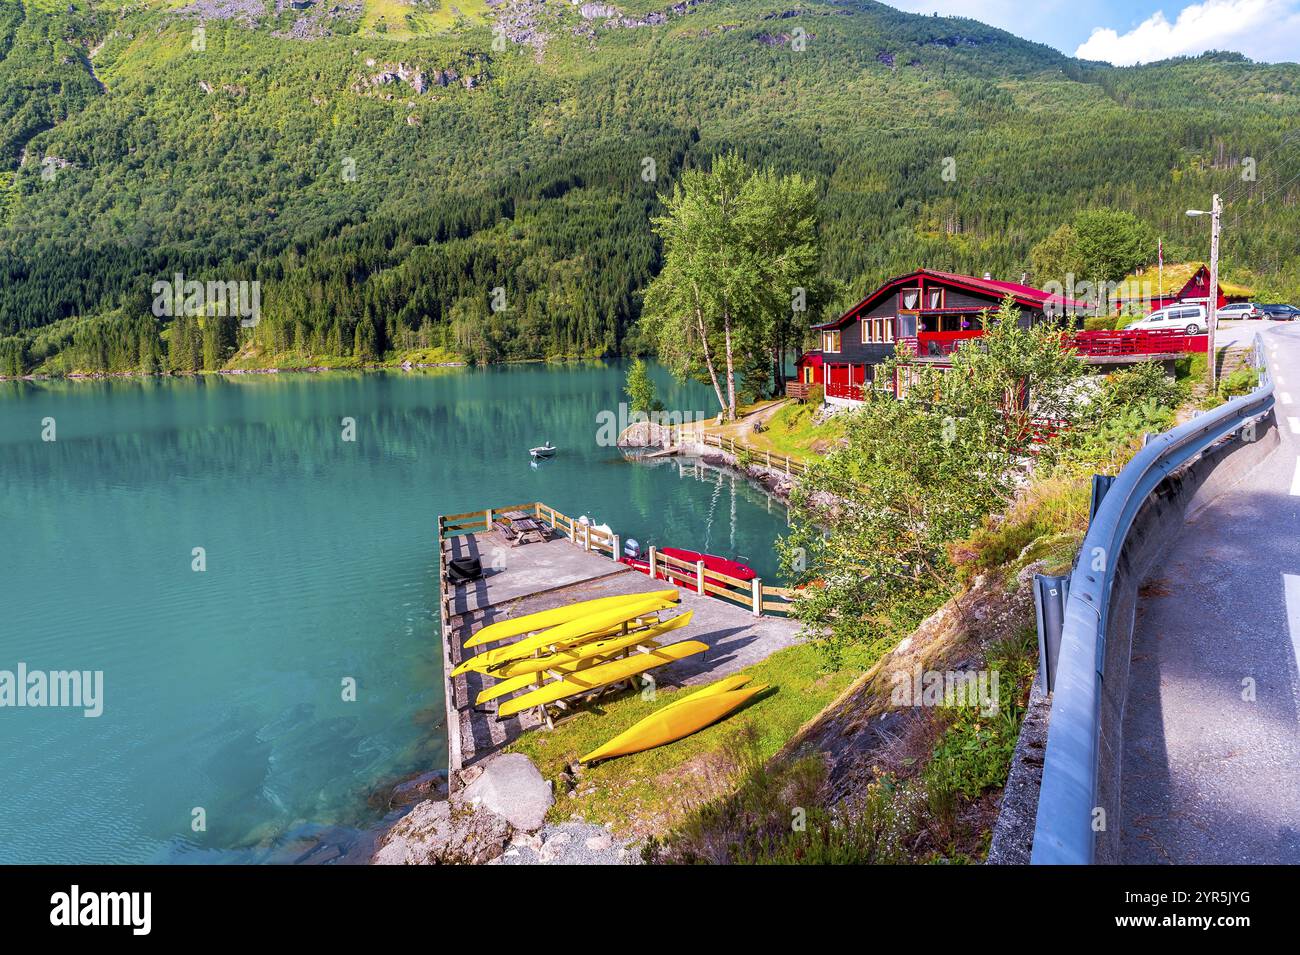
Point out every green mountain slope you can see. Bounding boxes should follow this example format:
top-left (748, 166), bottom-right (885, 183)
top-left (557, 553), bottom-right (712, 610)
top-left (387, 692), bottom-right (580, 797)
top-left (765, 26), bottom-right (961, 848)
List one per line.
top-left (1, 0), bottom-right (1297, 375)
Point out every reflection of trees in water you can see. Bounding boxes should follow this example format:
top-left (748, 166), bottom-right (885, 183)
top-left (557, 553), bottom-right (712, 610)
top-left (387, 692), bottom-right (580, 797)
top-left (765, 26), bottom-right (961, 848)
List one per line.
top-left (615, 455), bottom-right (789, 578)
top-left (0, 364), bottom-right (716, 492)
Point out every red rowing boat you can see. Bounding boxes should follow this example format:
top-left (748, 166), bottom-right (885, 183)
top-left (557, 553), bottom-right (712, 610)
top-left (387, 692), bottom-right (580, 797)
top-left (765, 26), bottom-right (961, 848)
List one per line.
top-left (621, 546), bottom-right (757, 588)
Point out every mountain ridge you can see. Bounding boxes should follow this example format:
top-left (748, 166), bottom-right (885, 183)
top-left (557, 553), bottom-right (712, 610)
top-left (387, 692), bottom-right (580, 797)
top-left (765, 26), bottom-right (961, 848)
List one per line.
top-left (0, 0), bottom-right (1297, 375)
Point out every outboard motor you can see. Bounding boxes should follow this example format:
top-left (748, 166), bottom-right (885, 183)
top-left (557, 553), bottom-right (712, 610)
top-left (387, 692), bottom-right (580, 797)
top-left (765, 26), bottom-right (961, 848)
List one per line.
top-left (623, 538), bottom-right (642, 560)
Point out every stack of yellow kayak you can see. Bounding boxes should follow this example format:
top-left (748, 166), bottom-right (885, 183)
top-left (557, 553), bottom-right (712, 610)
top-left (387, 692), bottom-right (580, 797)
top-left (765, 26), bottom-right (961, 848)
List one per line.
top-left (475, 614), bottom-right (693, 704)
top-left (454, 589), bottom-right (706, 719)
top-left (452, 592), bottom-right (680, 677)
top-left (579, 675), bottom-right (769, 764)
top-left (464, 590), bottom-right (679, 649)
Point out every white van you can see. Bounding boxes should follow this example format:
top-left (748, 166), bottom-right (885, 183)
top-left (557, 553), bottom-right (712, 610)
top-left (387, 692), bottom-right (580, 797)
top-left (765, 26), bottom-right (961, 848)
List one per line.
top-left (1128, 304), bottom-right (1208, 334)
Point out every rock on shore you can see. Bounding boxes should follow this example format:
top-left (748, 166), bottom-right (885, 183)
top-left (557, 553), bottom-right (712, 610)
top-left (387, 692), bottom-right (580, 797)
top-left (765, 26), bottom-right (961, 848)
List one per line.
top-left (372, 753), bottom-right (555, 865)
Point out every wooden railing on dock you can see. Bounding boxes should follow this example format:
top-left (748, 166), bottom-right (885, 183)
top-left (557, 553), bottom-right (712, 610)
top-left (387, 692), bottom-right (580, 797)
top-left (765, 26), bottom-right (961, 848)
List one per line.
top-left (436, 500), bottom-right (797, 618)
top-left (698, 433), bottom-right (809, 478)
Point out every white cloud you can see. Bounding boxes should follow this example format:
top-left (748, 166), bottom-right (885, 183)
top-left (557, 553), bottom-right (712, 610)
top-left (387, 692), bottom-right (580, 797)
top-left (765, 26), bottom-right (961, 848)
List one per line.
top-left (1075, 0), bottom-right (1300, 65)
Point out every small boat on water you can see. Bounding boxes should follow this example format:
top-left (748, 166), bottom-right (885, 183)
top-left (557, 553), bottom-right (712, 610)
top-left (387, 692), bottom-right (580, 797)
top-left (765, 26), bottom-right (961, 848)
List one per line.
top-left (620, 541), bottom-right (757, 587)
top-left (578, 514), bottom-right (613, 536)
top-left (530, 441), bottom-right (557, 459)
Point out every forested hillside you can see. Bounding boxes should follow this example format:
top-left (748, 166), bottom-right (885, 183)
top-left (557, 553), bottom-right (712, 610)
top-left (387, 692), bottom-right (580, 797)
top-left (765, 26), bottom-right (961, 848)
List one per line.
top-left (1, 0), bottom-right (1297, 376)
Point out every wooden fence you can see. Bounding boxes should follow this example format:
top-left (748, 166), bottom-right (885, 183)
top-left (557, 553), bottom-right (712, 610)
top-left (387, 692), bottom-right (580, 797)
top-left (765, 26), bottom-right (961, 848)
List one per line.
top-left (698, 433), bottom-right (809, 478)
top-left (437, 500), bottom-right (797, 617)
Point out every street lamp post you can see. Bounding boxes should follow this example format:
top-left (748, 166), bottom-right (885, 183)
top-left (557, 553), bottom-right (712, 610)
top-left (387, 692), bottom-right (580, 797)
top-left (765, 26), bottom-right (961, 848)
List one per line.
top-left (1187, 194), bottom-right (1223, 392)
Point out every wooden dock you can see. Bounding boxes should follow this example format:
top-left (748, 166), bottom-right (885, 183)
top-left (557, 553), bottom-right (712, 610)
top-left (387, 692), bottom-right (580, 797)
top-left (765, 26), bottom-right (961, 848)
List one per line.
top-left (436, 502), bottom-right (803, 781)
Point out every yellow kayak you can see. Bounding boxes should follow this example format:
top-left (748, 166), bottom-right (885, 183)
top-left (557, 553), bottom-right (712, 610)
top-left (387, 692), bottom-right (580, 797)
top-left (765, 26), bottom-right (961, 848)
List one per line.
top-left (464, 589), bottom-right (679, 648)
top-left (579, 682), bottom-right (769, 764)
top-left (658, 674), bottom-right (752, 711)
top-left (452, 594), bottom-right (677, 676)
top-left (477, 640), bottom-right (665, 705)
top-left (496, 640), bottom-right (708, 718)
top-left (488, 612), bottom-right (693, 681)
top-left (475, 614), bottom-right (694, 703)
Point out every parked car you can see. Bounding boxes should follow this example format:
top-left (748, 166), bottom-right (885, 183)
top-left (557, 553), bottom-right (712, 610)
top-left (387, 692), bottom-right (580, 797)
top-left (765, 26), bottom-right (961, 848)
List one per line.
top-left (1260, 303), bottom-right (1300, 321)
top-left (1129, 304), bottom-right (1208, 335)
top-left (1216, 301), bottom-right (1264, 320)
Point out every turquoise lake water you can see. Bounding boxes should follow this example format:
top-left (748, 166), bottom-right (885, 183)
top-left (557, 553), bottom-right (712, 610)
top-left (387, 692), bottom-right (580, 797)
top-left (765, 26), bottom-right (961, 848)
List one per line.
top-left (0, 364), bottom-right (790, 864)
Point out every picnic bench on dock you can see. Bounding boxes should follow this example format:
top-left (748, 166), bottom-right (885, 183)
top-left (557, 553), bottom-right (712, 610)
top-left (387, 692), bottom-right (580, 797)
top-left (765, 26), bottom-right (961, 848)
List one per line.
top-left (493, 510), bottom-right (551, 547)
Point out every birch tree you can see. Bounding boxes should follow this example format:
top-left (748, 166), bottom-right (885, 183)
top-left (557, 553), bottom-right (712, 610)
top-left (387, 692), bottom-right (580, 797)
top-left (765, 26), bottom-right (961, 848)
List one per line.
top-left (642, 152), bottom-right (821, 418)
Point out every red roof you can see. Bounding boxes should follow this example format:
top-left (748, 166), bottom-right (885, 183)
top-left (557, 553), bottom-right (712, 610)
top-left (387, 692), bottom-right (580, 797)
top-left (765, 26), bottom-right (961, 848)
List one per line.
top-left (813, 268), bottom-right (1092, 329)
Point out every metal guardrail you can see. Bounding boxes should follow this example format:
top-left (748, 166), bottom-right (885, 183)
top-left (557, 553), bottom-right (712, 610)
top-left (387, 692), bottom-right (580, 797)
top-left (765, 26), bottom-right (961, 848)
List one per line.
top-left (1030, 336), bottom-right (1275, 864)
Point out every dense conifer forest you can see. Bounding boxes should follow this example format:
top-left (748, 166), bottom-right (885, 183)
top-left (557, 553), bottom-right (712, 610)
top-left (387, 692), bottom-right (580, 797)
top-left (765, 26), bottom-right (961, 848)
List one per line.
top-left (0, 0), bottom-right (1297, 376)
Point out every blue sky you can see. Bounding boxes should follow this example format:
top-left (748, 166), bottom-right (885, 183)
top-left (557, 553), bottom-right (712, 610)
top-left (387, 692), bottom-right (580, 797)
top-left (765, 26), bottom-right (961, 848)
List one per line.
top-left (891, 0), bottom-right (1300, 64)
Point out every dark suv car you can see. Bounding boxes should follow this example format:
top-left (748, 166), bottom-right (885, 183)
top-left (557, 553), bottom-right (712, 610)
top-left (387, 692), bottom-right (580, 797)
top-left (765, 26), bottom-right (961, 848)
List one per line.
top-left (1259, 303), bottom-right (1300, 321)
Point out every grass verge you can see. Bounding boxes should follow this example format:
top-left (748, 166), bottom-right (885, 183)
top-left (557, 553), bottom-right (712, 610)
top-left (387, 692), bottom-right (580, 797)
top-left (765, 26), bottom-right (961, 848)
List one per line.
top-left (504, 639), bottom-right (874, 837)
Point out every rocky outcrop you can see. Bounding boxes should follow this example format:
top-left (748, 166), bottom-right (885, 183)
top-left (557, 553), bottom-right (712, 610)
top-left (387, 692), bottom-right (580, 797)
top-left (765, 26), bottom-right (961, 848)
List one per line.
top-left (372, 753), bottom-right (554, 865)
top-left (373, 798), bottom-right (512, 865)
top-left (460, 753), bottom-right (554, 832)
top-left (353, 62), bottom-right (467, 96)
top-left (178, 0), bottom-right (363, 39)
top-left (756, 31), bottom-right (814, 47)
top-left (387, 770), bottom-right (449, 807)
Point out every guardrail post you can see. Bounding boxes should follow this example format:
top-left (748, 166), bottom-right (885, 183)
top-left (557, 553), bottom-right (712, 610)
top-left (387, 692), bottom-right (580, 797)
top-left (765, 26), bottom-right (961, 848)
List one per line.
top-left (1088, 474), bottom-right (1115, 523)
top-left (696, 560), bottom-right (706, 596)
top-left (484, 508), bottom-right (493, 532)
top-left (611, 534), bottom-right (620, 563)
top-left (1033, 574), bottom-right (1069, 692)
top-left (751, 577), bottom-right (762, 616)
top-left (648, 546), bottom-right (658, 580)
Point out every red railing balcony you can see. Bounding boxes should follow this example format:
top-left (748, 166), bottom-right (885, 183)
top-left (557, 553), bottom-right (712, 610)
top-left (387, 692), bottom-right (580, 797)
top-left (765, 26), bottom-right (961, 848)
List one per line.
top-left (1067, 329), bottom-right (1207, 357)
top-left (824, 381), bottom-right (864, 401)
top-left (910, 330), bottom-right (984, 357)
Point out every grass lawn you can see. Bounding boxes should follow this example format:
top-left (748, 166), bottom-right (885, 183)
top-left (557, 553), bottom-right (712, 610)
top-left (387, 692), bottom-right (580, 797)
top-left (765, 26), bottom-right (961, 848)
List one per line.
top-left (504, 639), bottom-right (875, 838)
top-left (701, 399), bottom-right (846, 465)
top-left (363, 0), bottom-right (492, 37)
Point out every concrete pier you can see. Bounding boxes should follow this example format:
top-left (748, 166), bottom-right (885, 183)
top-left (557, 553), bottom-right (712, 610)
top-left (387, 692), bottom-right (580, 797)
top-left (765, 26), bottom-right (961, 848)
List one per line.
top-left (438, 531), bottom-right (802, 777)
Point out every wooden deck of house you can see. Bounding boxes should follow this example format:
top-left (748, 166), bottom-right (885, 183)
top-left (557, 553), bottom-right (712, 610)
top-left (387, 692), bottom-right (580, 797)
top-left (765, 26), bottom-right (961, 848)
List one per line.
top-left (436, 502), bottom-right (803, 781)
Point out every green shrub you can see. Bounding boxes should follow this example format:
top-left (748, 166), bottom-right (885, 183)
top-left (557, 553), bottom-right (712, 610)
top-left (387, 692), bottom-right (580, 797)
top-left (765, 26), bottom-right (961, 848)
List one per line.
top-left (1099, 361), bottom-right (1180, 412)
top-left (920, 631), bottom-right (1036, 804)
top-left (1219, 366), bottom-right (1259, 398)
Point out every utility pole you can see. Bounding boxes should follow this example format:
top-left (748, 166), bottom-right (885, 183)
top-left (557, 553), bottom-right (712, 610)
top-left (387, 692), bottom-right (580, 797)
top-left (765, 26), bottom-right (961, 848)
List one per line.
top-left (1187, 194), bottom-right (1223, 393)
top-left (1206, 193), bottom-right (1222, 393)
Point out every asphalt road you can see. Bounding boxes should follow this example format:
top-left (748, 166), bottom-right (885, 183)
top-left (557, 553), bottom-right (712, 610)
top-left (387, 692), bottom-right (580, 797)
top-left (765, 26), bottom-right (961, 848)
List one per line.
top-left (1120, 320), bottom-right (1300, 863)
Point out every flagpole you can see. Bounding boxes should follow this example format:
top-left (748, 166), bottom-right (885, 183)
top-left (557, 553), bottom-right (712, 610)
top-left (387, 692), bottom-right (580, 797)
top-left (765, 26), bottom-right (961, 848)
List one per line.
top-left (1157, 237), bottom-right (1163, 309)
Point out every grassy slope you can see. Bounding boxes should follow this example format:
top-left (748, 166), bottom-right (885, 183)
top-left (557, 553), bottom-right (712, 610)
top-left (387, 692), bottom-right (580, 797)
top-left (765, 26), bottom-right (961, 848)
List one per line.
top-left (695, 399), bottom-right (848, 464)
top-left (506, 638), bottom-right (875, 837)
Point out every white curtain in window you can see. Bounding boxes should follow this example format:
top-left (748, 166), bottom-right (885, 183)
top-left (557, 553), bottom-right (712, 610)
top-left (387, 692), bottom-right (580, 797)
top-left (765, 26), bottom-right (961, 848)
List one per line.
top-left (902, 289), bottom-right (919, 309)
top-left (928, 289), bottom-right (942, 309)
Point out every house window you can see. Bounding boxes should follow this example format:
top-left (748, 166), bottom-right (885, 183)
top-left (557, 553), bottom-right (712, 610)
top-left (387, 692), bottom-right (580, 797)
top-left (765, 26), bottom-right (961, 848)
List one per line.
top-left (861, 317), bottom-right (895, 343)
top-left (927, 288), bottom-right (943, 310)
top-left (899, 287), bottom-right (920, 311)
top-left (822, 329), bottom-right (841, 353)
